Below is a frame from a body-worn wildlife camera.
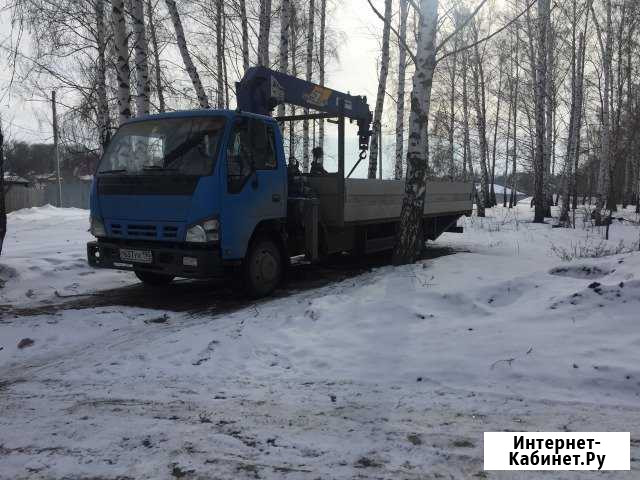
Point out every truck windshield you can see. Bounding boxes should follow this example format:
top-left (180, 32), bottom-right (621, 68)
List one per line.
top-left (98, 116), bottom-right (226, 176)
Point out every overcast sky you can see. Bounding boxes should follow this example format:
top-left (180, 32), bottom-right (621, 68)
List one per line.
top-left (0, 1), bottom-right (387, 145)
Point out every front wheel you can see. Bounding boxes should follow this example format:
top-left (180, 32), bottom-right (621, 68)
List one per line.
top-left (243, 236), bottom-right (283, 298)
top-left (135, 270), bottom-right (175, 286)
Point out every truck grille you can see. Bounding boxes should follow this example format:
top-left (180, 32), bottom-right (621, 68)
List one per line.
top-left (127, 224), bottom-right (157, 238)
top-left (107, 221), bottom-right (182, 241)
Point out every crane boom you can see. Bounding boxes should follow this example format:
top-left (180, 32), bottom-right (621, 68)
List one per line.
top-left (236, 66), bottom-right (373, 154)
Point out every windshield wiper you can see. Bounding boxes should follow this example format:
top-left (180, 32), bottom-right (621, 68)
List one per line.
top-left (99, 168), bottom-right (127, 174)
top-left (142, 165), bottom-right (178, 171)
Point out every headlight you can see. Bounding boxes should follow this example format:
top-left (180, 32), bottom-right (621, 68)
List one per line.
top-left (90, 216), bottom-right (106, 238)
top-left (186, 219), bottom-right (219, 243)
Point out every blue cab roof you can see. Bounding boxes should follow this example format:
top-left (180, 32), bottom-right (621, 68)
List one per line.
top-left (122, 109), bottom-right (276, 125)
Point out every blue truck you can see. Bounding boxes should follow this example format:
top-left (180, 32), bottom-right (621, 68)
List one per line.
top-left (87, 67), bottom-right (473, 297)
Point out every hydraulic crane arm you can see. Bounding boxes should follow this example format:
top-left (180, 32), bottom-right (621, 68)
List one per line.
top-left (236, 66), bottom-right (373, 155)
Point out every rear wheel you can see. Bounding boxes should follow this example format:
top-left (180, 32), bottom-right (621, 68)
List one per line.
top-left (135, 270), bottom-right (175, 286)
top-left (243, 236), bottom-right (283, 298)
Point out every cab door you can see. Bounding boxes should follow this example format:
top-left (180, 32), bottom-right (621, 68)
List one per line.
top-left (220, 116), bottom-right (286, 260)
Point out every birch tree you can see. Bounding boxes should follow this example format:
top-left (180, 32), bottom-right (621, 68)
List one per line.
top-left (592, 0), bottom-right (613, 222)
top-left (240, 0), bottom-right (250, 72)
top-left (146, 0), bottom-right (166, 112)
top-left (112, 0), bottom-right (131, 124)
top-left (277, 0), bottom-right (291, 118)
top-left (532, 0), bottom-right (550, 223)
top-left (393, 0), bottom-right (439, 265)
top-left (471, 25), bottom-right (490, 217)
top-left (258, 0), bottom-right (273, 66)
top-left (131, 0), bottom-right (150, 116)
top-left (368, 0), bottom-right (392, 179)
top-left (318, 0), bottom-right (327, 149)
top-left (302, 0), bottom-right (315, 172)
top-left (165, 0), bottom-right (210, 108)
top-left (394, 0), bottom-right (409, 179)
top-left (216, 0), bottom-right (225, 108)
top-left (96, 0), bottom-right (111, 147)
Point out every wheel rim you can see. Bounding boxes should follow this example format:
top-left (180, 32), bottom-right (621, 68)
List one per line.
top-left (251, 246), bottom-right (279, 290)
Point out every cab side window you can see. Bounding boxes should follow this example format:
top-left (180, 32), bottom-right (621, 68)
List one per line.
top-left (227, 119), bottom-right (277, 193)
top-left (227, 121), bottom-right (253, 193)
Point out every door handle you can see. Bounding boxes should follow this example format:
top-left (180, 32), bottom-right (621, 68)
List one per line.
top-left (272, 194), bottom-right (281, 203)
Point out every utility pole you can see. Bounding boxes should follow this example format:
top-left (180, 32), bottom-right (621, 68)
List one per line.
top-left (52, 90), bottom-right (61, 207)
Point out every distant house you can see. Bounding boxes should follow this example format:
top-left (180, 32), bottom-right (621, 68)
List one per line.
top-left (4, 172), bottom-right (30, 188)
top-left (476, 184), bottom-right (528, 203)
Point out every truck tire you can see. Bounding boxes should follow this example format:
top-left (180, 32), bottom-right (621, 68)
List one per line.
top-left (135, 270), bottom-right (175, 286)
top-left (243, 236), bottom-right (283, 298)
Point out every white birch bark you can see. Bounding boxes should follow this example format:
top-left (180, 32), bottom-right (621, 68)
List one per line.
top-left (165, 0), bottom-right (210, 108)
top-left (472, 34), bottom-right (489, 217)
top-left (393, 0), bottom-right (439, 265)
top-left (532, 0), bottom-right (550, 222)
top-left (239, 0), bottom-right (250, 72)
top-left (146, 0), bottom-right (166, 112)
top-left (131, 0), bottom-right (150, 117)
top-left (112, 0), bottom-right (131, 125)
top-left (96, 0), bottom-right (111, 147)
top-left (394, 0), bottom-right (408, 180)
top-left (368, 0), bottom-right (392, 179)
top-left (258, 0), bottom-right (272, 66)
top-left (277, 0), bottom-right (291, 118)
top-left (216, 0), bottom-right (225, 108)
top-left (302, 0), bottom-right (315, 172)
top-left (461, 47), bottom-right (471, 181)
top-left (318, 0), bottom-right (326, 150)
top-left (289, 3), bottom-right (298, 160)
top-left (592, 0), bottom-right (612, 219)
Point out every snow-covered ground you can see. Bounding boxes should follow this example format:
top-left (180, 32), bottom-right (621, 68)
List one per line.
top-left (1, 204), bottom-right (639, 479)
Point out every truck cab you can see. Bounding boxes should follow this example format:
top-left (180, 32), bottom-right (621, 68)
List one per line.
top-left (88, 110), bottom-right (290, 296)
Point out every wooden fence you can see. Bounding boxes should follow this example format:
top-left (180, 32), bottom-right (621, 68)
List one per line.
top-left (6, 181), bottom-right (91, 213)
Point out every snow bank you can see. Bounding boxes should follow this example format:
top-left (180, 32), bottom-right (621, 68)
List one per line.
top-left (0, 206), bottom-right (134, 306)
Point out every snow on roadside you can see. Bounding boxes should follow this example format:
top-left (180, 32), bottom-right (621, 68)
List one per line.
top-left (0, 205), bottom-right (135, 306)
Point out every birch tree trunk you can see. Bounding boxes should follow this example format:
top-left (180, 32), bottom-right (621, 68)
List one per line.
top-left (112, 0), bottom-right (131, 125)
top-left (592, 0), bottom-right (612, 222)
top-left (543, 21), bottom-right (555, 217)
top-left (510, 50), bottom-right (519, 209)
top-left (559, 2), bottom-right (580, 225)
top-left (394, 0), bottom-right (409, 180)
top-left (96, 0), bottom-right (111, 147)
top-left (472, 34), bottom-right (490, 217)
top-left (146, 0), bottom-right (166, 112)
top-left (216, 0), bottom-right (225, 108)
top-left (289, 3), bottom-right (297, 161)
top-left (277, 0), bottom-right (291, 118)
top-left (532, 0), bottom-right (550, 223)
top-left (392, 0), bottom-right (439, 266)
top-left (447, 11), bottom-right (461, 180)
top-left (462, 47), bottom-right (471, 181)
top-left (302, 0), bottom-right (315, 173)
top-left (367, 0), bottom-right (392, 179)
top-left (240, 0), bottom-right (250, 72)
top-left (490, 55), bottom-right (504, 206)
top-left (318, 0), bottom-right (326, 150)
top-left (165, 0), bottom-right (210, 108)
top-left (131, 0), bottom-right (150, 117)
top-left (258, 0), bottom-right (272, 66)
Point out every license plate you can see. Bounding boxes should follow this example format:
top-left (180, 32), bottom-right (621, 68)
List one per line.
top-left (119, 248), bottom-right (152, 264)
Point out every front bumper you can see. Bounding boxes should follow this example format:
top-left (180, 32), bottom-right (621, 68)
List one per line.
top-left (87, 240), bottom-right (223, 278)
